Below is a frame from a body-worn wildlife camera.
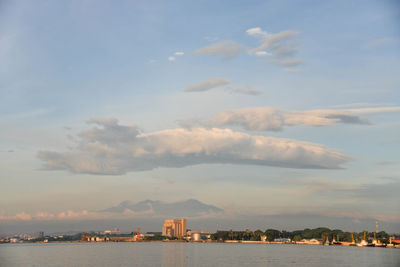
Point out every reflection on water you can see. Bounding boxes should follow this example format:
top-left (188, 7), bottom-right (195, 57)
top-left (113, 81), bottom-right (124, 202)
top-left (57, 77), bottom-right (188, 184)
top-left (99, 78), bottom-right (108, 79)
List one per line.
top-left (1, 242), bottom-right (399, 267)
top-left (162, 243), bottom-right (185, 267)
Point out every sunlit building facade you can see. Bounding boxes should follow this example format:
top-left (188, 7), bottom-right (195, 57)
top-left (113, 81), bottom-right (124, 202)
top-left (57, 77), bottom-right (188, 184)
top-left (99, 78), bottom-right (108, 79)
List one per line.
top-left (162, 219), bottom-right (187, 238)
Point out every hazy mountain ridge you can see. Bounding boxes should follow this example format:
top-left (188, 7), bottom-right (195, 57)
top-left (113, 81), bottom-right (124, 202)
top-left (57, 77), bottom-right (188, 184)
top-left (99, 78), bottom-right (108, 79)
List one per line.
top-left (101, 199), bottom-right (224, 217)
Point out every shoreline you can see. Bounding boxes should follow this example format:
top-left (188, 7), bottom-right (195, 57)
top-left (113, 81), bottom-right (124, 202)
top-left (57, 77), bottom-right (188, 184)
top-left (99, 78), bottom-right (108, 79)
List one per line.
top-left (2, 240), bottom-right (399, 248)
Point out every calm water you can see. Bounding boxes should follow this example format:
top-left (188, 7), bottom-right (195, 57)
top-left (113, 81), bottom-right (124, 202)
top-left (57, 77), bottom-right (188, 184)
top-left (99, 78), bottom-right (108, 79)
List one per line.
top-left (1, 242), bottom-right (399, 267)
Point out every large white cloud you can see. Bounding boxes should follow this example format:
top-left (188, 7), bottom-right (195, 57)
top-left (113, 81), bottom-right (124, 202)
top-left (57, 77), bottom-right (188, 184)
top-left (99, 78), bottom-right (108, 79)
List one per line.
top-left (193, 40), bottom-right (243, 59)
top-left (38, 119), bottom-right (350, 175)
top-left (198, 106), bottom-right (400, 131)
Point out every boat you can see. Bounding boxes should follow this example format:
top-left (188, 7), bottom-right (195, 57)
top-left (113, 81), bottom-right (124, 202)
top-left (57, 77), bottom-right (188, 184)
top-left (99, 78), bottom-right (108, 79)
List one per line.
top-left (332, 235), bottom-right (343, 246)
top-left (357, 240), bottom-right (375, 247)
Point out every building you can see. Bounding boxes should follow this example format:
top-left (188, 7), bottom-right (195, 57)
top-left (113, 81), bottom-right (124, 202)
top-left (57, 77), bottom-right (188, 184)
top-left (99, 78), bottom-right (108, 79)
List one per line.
top-left (298, 238), bottom-right (322, 245)
top-left (104, 227), bottom-right (120, 235)
top-left (273, 238), bottom-right (292, 243)
top-left (162, 219), bottom-right (187, 238)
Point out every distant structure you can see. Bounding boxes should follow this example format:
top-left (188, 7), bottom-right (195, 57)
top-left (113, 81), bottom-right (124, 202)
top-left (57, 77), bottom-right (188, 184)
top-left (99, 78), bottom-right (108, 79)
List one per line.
top-left (376, 221), bottom-right (379, 233)
top-left (162, 219), bottom-right (187, 238)
top-left (104, 227), bottom-right (120, 235)
top-left (132, 228), bottom-right (143, 241)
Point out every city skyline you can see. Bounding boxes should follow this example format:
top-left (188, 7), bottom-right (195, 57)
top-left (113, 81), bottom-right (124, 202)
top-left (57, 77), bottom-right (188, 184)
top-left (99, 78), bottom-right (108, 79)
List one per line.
top-left (1, 0), bottom-right (400, 235)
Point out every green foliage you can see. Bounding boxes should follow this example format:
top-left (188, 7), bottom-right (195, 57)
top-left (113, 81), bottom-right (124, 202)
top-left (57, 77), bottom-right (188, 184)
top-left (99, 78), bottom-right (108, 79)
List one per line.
top-left (265, 229), bottom-right (280, 241)
top-left (210, 228), bottom-right (391, 243)
top-left (293, 235), bottom-right (302, 242)
top-left (144, 234), bottom-right (164, 241)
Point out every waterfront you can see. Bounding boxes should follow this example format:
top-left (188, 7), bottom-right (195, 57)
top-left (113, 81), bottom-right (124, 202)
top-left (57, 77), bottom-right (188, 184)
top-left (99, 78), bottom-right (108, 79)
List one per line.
top-left (1, 242), bottom-right (399, 267)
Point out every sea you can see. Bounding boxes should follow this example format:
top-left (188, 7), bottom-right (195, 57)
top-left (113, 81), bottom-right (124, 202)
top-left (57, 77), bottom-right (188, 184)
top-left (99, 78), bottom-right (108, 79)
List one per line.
top-left (1, 242), bottom-right (399, 267)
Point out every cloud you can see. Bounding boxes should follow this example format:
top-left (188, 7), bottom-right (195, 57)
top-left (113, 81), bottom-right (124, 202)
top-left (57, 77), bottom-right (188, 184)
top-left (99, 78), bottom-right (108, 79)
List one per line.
top-left (184, 79), bottom-right (261, 95)
top-left (296, 177), bottom-right (400, 209)
top-left (0, 210), bottom-right (97, 222)
top-left (167, 52), bottom-right (184, 62)
top-left (362, 38), bottom-right (394, 50)
top-left (200, 106), bottom-right (400, 131)
top-left (225, 86), bottom-right (262, 95)
top-left (37, 119), bottom-right (351, 175)
top-left (194, 40), bottom-right (243, 59)
top-left (274, 59), bottom-right (303, 67)
top-left (249, 29), bottom-right (300, 57)
top-left (282, 68), bottom-right (302, 73)
top-left (346, 106), bottom-right (400, 115)
top-left (184, 77), bottom-right (230, 92)
top-left (328, 102), bottom-right (394, 109)
top-left (294, 178), bottom-right (362, 196)
top-left (254, 51), bottom-right (272, 57)
top-left (246, 27), bottom-right (267, 37)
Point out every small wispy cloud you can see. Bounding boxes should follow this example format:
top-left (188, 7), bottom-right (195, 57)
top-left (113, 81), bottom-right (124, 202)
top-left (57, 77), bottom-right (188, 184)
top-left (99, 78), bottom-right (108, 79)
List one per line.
top-left (347, 106), bottom-right (400, 115)
top-left (225, 86), bottom-right (262, 95)
top-left (248, 28), bottom-right (300, 57)
top-left (362, 38), bottom-right (394, 50)
top-left (0, 210), bottom-right (97, 222)
top-left (327, 103), bottom-right (394, 109)
top-left (254, 51), bottom-right (272, 57)
top-left (167, 51), bottom-right (184, 62)
top-left (195, 106), bottom-right (400, 132)
top-left (184, 77), bottom-right (230, 92)
top-left (246, 27), bottom-right (267, 37)
top-left (194, 40), bottom-right (243, 59)
top-left (282, 68), bottom-right (302, 73)
top-left (274, 59), bottom-right (303, 67)
top-left (204, 36), bottom-right (218, 42)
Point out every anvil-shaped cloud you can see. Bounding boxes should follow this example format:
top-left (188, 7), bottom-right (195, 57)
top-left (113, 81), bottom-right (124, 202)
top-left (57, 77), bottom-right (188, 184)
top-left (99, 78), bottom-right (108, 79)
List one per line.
top-left (38, 118), bottom-right (350, 175)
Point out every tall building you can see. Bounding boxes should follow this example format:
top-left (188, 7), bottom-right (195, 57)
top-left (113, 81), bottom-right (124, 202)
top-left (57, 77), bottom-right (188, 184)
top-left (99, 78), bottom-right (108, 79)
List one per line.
top-left (162, 219), bottom-right (187, 238)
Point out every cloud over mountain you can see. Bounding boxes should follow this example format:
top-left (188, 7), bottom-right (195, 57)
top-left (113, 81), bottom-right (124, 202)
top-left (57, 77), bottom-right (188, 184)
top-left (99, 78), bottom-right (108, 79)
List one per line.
top-left (38, 118), bottom-right (350, 175)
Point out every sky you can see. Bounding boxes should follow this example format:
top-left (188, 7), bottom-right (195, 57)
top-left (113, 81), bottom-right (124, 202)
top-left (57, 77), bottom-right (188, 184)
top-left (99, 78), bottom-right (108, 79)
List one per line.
top-left (0, 0), bottom-right (400, 234)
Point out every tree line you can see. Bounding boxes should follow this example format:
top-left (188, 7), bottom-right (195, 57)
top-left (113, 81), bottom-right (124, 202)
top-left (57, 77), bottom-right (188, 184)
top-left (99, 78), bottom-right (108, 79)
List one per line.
top-left (211, 227), bottom-right (391, 243)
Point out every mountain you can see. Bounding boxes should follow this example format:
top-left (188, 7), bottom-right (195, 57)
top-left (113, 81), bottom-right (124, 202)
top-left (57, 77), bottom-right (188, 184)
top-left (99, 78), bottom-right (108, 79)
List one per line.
top-left (100, 199), bottom-right (223, 217)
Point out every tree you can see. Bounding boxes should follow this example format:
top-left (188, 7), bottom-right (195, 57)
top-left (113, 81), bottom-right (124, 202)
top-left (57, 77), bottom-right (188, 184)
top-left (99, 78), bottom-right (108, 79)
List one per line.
top-left (293, 235), bottom-right (302, 242)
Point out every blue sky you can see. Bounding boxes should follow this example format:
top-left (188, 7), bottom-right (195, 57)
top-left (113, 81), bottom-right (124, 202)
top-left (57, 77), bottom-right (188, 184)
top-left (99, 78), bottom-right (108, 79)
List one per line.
top-left (0, 0), bottom-right (399, 234)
